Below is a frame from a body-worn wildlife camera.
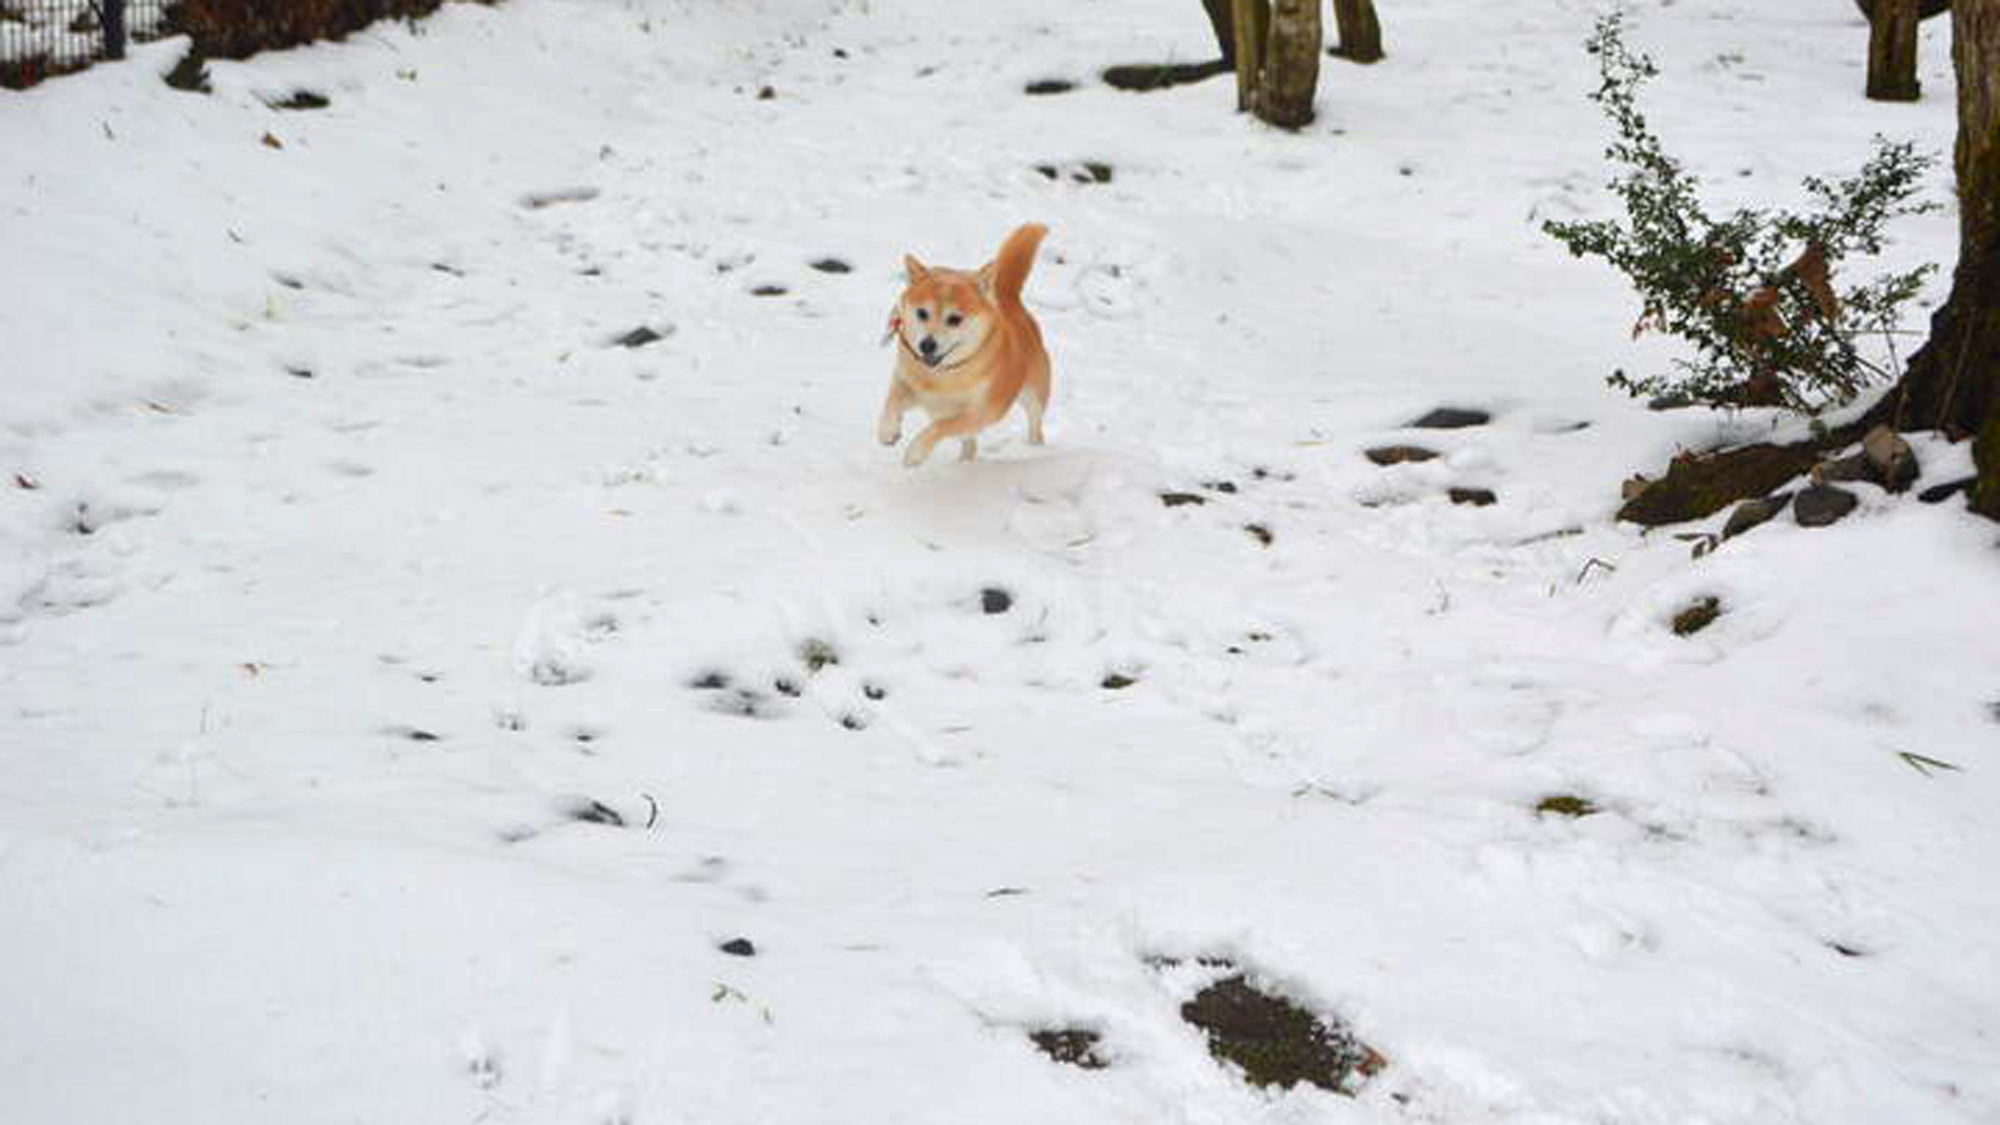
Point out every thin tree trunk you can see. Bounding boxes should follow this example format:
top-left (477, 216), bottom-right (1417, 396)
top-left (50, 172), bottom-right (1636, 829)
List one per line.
top-left (1330, 0), bottom-right (1383, 64)
top-left (1254, 0), bottom-right (1321, 128)
top-left (1872, 0), bottom-right (2000, 518)
top-left (1867, 0), bottom-right (1923, 100)
top-left (1201, 0), bottom-right (1236, 64)
top-left (1232, 0), bottom-right (1270, 112)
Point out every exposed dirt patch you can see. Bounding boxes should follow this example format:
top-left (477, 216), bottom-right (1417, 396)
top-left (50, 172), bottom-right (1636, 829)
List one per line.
top-left (1159, 491), bottom-right (1207, 507)
top-left (1101, 672), bottom-right (1138, 690)
top-left (1180, 974), bottom-right (1384, 1094)
top-left (1409, 406), bottom-right (1490, 429)
top-left (567, 798), bottom-right (624, 827)
top-left (808, 258), bottom-right (851, 274)
top-left (1671, 596), bottom-right (1722, 636)
top-left (1029, 1028), bottom-right (1107, 1069)
top-left (1365, 445), bottom-right (1438, 466)
top-left (1101, 59), bottom-right (1231, 91)
top-left (265, 89), bottom-right (329, 110)
top-left (1448, 487), bottom-right (1497, 507)
top-left (980, 587), bottom-right (1013, 614)
top-left (1535, 794), bottom-right (1600, 818)
top-left (613, 325), bottom-right (667, 349)
top-left (1244, 523), bottom-right (1274, 547)
top-left (1023, 78), bottom-right (1076, 95)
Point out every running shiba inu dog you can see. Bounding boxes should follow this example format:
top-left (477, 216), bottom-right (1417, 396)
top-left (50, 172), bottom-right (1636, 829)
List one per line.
top-left (877, 223), bottom-right (1051, 467)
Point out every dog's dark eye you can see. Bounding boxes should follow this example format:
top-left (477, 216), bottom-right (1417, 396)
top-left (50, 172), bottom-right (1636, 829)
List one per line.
top-left (914, 308), bottom-right (930, 321)
top-left (945, 313), bottom-right (964, 327)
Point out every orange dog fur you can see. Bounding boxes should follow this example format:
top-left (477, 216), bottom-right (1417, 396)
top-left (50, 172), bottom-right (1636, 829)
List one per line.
top-left (878, 223), bottom-right (1051, 467)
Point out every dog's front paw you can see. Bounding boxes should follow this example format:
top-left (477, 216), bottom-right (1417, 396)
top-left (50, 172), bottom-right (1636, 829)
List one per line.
top-left (901, 440), bottom-right (931, 468)
top-left (877, 421), bottom-right (902, 446)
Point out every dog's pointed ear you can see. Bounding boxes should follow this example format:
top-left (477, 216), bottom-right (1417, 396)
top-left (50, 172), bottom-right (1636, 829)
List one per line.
top-left (976, 259), bottom-right (997, 301)
top-left (903, 254), bottom-right (929, 282)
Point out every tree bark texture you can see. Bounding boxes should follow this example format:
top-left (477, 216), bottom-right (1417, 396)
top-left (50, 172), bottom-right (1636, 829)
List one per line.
top-left (1232, 0), bottom-right (1269, 112)
top-left (1872, 0), bottom-right (2000, 518)
top-left (1201, 0), bottom-right (1236, 64)
top-left (1867, 0), bottom-right (1923, 101)
top-left (1253, 0), bottom-right (1321, 128)
top-left (1330, 0), bottom-right (1383, 63)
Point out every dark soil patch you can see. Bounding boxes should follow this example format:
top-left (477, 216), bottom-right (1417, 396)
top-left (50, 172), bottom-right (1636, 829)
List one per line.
top-left (1033, 162), bottom-right (1113, 185)
top-left (1204, 480), bottom-right (1239, 494)
top-left (1244, 523), bottom-right (1274, 547)
top-left (1827, 941), bottom-right (1867, 958)
top-left (1671, 596), bottom-right (1722, 636)
top-left (1024, 78), bottom-right (1076, 95)
top-left (689, 669), bottom-right (732, 691)
top-left (719, 937), bottom-right (757, 957)
top-left (863, 682), bottom-right (887, 701)
top-left (808, 258), bottom-right (851, 274)
top-left (750, 284), bottom-right (789, 297)
top-left (1448, 487), bottom-right (1497, 507)
top-left (839, 712), bottom-right (868, 731)
top-left (756, 85), bottom-right (775, 100)
top-left (1029, 1028), bottom-right (1107, 1070)
top-left (1619, 442), bottom-right (1821, 527)
top-left (980, 587), bottom-right (1013, 615)
top-left (1159, 491), bottom-right (1207, 508)
top-left (1180, 975), bottom-right (1384, 1095)
top-left (798, 638), bottom-right (840, 672)
top-left (285, 366), bottom-right (314, 379)
top-left (1101, 58), bottom-right (1231, 91)
top-left (1409, 406), bottom-right (1490, 429)
top-left (265, 89), bottom-right (329, 110)
top-left (613, 325), bottom-right (667, 349)
top-left (1364, 445), bottom-right (1438, 466)
top-left (568, 798), bottom-right (624, 827)
top-left (1536, 794), bottom-right (1600, 818)
top-left (1101, 673), bottom-right (1138, 690)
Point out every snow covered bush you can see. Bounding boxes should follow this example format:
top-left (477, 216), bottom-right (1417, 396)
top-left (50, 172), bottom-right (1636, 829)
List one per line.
top-left (1545, 14), bottom-right (1938, 415)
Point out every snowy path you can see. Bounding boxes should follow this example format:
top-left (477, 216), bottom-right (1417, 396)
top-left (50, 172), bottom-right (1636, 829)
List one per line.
top-left (3, 1), bottom-right (1997, 1122)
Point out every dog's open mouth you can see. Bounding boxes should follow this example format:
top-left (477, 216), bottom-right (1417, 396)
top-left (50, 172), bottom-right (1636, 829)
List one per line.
top-left (922, 343), bottom-right (959, 368)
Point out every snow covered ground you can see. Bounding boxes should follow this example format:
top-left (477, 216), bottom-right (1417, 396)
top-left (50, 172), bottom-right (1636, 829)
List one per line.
top-left (3, 1), bottom-right (1997, 1121)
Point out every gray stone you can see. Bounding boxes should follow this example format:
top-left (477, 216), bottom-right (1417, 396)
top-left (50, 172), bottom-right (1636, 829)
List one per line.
top-left (1861, 425), bottom-right (1919, 493)
top-left (1794, 484), bottom-right (1859, 528)
top-left (1722, 492), bottom-right (1792, 538)
top-left (1815, 453), bottom-right (1877, 485)
top-left (1409, 407), bottom-right (1491, 429)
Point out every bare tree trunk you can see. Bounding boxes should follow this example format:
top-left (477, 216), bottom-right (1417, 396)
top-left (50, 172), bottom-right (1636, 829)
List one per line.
top-left (1254, 0), bottom-right (1322, 127)
top-left (1330, 0), bottom-right (1383, 64)
top-left (1232, 0), bottom-right (1270, 112)
top-left (1867, 0), bottom-right (1923, 100)
top-left (1872, 0), bottom-right (2000, 517)
top-left (1201, 0), bottom-right (1236, 64)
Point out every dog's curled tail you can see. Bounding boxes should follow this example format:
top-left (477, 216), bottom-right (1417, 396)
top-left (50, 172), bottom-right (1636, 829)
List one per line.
top-left (988, 222), bottom-right (1048, 307)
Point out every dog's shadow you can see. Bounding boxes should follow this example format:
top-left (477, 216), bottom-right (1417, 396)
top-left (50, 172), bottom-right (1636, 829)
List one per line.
top-left (870, 444), bottom-right (1155, 555)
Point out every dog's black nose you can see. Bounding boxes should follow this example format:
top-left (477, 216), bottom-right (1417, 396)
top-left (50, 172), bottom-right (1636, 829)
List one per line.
top-left (918, 336), bottom-right (938, 357)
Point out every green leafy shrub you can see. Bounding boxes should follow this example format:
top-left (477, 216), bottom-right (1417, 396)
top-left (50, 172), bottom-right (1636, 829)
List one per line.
top-left (1545, 14), bottom-right (1938, 415)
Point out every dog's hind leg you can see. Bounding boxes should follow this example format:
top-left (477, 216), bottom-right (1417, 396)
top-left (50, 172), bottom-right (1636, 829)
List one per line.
top-left (1022, 362), bottom-right (1050, 445)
